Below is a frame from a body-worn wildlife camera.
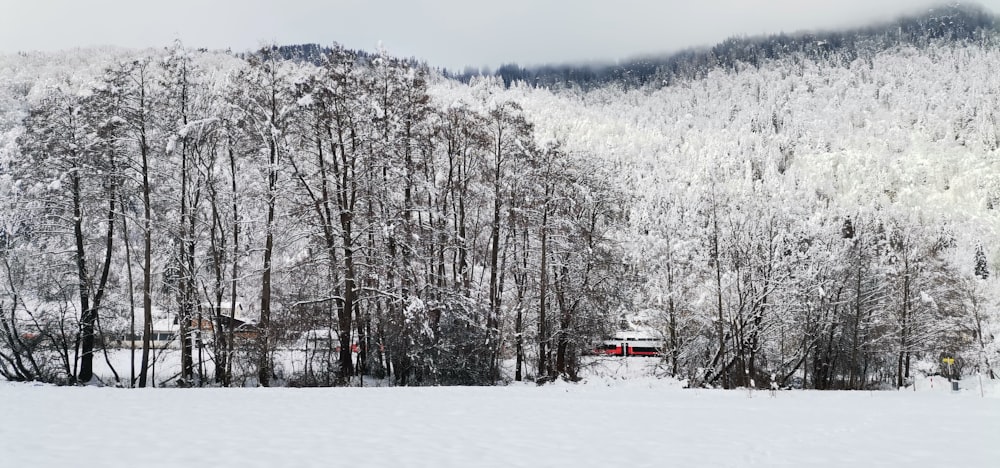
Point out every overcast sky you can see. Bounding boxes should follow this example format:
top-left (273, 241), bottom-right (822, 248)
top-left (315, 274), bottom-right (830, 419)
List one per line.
top-left (2, 1), bottom-right (998, 70)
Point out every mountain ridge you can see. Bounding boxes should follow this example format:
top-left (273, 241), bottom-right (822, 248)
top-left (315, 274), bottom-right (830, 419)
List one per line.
top-left (442, 2), bottom-right (998, 89)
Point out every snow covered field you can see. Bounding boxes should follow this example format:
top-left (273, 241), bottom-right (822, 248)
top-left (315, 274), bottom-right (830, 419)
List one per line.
top-left (2, 368), bottom-right (998, 468)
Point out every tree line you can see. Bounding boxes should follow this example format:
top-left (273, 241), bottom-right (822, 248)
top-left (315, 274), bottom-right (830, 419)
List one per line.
top-left (0, 44), bottom-right (622, 387)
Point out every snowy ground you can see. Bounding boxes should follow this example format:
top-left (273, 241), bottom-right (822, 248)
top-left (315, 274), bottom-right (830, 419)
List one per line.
top-left (2, 358), bottom-right (998, 468)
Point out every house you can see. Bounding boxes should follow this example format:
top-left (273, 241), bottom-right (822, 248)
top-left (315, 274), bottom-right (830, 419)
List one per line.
top-left (117, 314), bottom-right (180, 349)
top-left (194, 302), bottom-right (259, 340)
top-left (117, 302), bottom-right (258, 349)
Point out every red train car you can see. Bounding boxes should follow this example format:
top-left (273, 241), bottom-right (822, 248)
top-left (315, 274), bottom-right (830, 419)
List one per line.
top-left (594, 312), bottom-right (664, 357)
top-left (594, 332), bottom-right (663, 356)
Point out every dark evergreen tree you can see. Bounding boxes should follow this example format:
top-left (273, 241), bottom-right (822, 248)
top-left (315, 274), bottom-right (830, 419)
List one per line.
top-left (975, 245), bottom-right (989, 280)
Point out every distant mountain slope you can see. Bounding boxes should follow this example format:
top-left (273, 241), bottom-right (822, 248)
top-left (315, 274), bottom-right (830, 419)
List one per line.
top-left (258, 43), bottom-right (425, 68)
top-left (446, 3), bottom-right (998, 89)
top-left (433, 29), bottom-right (1000, 309)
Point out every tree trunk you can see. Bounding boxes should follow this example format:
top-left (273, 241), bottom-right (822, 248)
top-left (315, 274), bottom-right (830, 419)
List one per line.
top-left (71, 172), bottom-right (93, 385)
top-left (226, 142), bottom-right (240, 387)
top-left (138, 111), bottom-right (153, 388)
top-left (711, 198), bottom-right (728, 389)
top-left (537, 206), bottom-right (550, 379)
top-left (258, 136), bottom-right (277, 387)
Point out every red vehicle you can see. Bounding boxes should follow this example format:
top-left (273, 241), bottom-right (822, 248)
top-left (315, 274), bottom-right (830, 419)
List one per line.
top-left (594, 333), bottom-right (663, 356)
top-left (593, 312), bottom-right (664, 356)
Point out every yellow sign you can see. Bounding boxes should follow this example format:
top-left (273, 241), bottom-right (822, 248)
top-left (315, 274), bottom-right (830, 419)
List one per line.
top-left (942, 357), bottom-right (955, 365)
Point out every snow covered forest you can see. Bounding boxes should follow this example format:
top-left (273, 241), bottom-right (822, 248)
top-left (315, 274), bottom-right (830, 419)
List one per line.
top-left (1, 4), bottom-right (998, 389)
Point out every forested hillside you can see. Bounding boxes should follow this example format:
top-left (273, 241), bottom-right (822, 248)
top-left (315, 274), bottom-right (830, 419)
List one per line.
top-left (1, 5), bottom-right (998, 389)
top-left (454, 3), bottom-right (997, 89)
top-left (452, 40), bottom-right (1000, 389)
